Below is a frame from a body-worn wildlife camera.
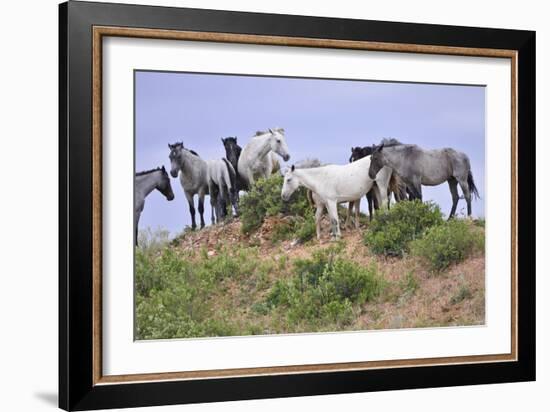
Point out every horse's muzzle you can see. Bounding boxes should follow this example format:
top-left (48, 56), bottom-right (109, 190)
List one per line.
top-left (283, 154), bottom-right (290, 162)
top-left (170, 170), bottom-right (178, 178)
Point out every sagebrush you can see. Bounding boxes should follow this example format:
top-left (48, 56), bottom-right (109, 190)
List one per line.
top-left (410, 219), bottom-right (485, 271)
top-left (363, 200), bottom-right (443, 256)
top-left (266, 246), bottom-right (385, 328)
top-left (239, 174), bottom-right (310, 234)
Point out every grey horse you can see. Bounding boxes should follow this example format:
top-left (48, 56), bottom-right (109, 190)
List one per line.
top-left (169, 142), bottom-right (238, 228)
top-left (168, 142), bottom-right (209, 229)
top-left (134, 166), bottom-right (175, 245)
top-left (368, 142), bottom-right (479, 218)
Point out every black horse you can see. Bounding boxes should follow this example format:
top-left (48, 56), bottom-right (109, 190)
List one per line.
top-left (349, 143), bottom-right (410, 220)
top-left (349, 146), bottom-right (379, 220)
top-left (221, 137), bottom-right (247, 192)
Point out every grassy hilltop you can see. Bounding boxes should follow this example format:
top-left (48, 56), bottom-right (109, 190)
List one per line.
top-left (136, 175), bottom-right (485, 340)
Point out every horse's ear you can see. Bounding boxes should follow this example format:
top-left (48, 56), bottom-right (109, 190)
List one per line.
top-left (168, 143), bottom-right (172, 149)
top-left (268, 128), bottom-right (274, 134)
top-left (221, 138), bottom-right (225, 144)
top-left (161, 165), bottom-right (166, 171)
top-left (291, 164), bottom-right (295, 172)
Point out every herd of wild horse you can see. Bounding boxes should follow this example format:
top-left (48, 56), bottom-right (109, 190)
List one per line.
top-left (135, 128), bottom-right (479, 244)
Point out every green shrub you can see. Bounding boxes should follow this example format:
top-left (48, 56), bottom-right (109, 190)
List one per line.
top-left (239, 174), bottom-right (310, 234)
top-left (450, 284), bottom-right (473, 305)
top-left (135, 246), bottom-right (275, 339)
top-left (364, 200), bottom-right (443, 256)
top-left (410, 219), bottom-right (485, 271)
top-left (265, 246), bottom-right (384, 328)
top-left (294, 210), bottom-right (316, 243)
top-left (269, 210), bottom-right (317, 244)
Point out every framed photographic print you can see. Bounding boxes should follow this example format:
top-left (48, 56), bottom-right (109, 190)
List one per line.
top-left (59, 1), bottom-right (535, 410)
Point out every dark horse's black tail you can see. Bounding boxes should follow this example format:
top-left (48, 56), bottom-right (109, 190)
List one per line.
top-left (222, 158), bottom-right (237, 191)
top-left (468, 171), bottom-right (480, 199)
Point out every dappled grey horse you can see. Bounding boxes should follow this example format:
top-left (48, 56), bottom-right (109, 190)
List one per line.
top-left (134, 166), bottom-right (174, 246)
top-left (168, 142), bottom-right (209, 230)
top-left (368, 142), bottom-right (479, 218)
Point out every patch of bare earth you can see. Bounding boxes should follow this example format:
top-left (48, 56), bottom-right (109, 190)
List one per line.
top-left (171, 217), bottom-right (485, 332)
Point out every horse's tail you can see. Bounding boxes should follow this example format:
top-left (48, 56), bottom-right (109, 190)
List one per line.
top-left (222, 158), bottom-right (236, 191)
top-left (467, 171), bottom-right (480, 199)
top-left (389, 172), bottom-right (408, 201)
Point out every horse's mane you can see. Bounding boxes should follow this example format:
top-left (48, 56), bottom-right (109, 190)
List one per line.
top-left (135, 167), bottom-right (165, 177)
top-left (254, 127), bottom-right (285, 136)
top-left (380, 137), bottom-right (403, 147)
top-left (294, 158), bottom-right (323, 169)
top-left (169, 141), bottom-right (199, 157)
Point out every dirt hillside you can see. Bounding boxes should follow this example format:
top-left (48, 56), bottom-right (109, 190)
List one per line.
top-left (170, 216), bottom-right (485, 332)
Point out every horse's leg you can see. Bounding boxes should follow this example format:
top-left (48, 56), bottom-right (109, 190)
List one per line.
top-left (378, 184), bottom-right (390, 211)
top-left (458, 178), bottom-right (472, 216)
top-left (315, 204), bottom-right (324, 240)
top-left (345, 201), bottom-right (353, 229)
top-left (245, 170), bottom-right (255, 188)
top-left (198, 191), bottom-right (206, 228)
top-left (185, 192), bottom-right (197, 230)
top-left (373, 188), bottom-right (380, 210)
top-left (447, 178), bottom-right (460, 219)
top-left (216, 184), bottom-right (226, 221)
top-left (326, 201), bottom-right (340, 240)
top-left (354, 198), bottom-right (360, 229)
top-left (371, 185), bottom-right (383, 214)
top-left (366, 192), bottom-right (374, 221)
top-left (413, 182), bottom-right (422, 202)
top-left (230, 186), bottom-right (239, 217)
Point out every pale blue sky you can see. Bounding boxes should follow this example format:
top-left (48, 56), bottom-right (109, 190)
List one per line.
top-left (135, 71), bottom-right (485, 237)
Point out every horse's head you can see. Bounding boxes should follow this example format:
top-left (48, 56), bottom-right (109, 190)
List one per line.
top-left (350, 146), bottom-right (374, 163)
top-left (369, 144), bottom-right (386, 179)
top-left (168, 142), bottom-right (184, 178)
top-left (268, 128), bottom-right (290, 162)
top-left (221, 137), bottom-right (241, 167)
top-left (158, 166), bottom-right (175, 201)
top-left (281, 165), bottom-right (299, 201)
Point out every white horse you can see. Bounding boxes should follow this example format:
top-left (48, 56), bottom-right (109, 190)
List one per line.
top-left (237, 128), bottom-right (290, 189)
top-left (281, 156), bottom-right (388, 240)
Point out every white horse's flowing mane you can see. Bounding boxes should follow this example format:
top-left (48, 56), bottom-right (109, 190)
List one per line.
top-left (254, 127), bottom-right (285, 136)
